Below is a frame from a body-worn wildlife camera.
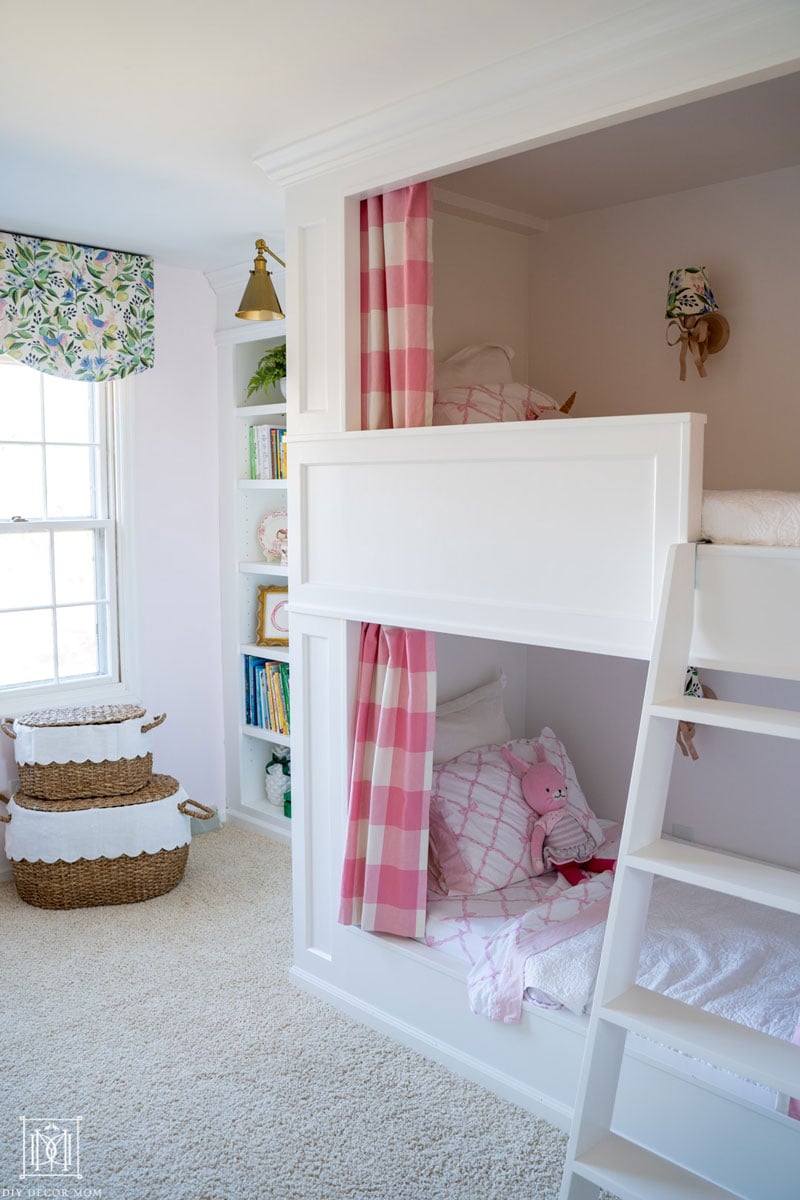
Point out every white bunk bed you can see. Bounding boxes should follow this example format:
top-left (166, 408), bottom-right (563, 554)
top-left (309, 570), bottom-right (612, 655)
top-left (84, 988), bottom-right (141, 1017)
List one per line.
top-left (288, 412), bottom-right (800, 1200)
top-left (265, 11), bottom-right (800, 1195)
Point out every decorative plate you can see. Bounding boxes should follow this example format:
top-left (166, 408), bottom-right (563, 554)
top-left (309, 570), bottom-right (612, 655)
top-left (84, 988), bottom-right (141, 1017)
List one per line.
top-left (258, 509), bottom-right (288, 564)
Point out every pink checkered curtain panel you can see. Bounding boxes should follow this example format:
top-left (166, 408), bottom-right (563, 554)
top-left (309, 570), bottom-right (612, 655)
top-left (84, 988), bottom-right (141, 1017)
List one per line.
top-left (360, 183), bottom-right (433, 430)
top-left (339, 623), bottom-right (437, 937)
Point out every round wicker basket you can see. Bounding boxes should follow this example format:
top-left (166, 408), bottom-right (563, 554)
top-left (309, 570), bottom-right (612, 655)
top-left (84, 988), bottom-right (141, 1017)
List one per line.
top-left (2, 704), bottom-right (166, 800)
top-left (17, 754), bottom-right (154, 801)
top-left (2, 776), bottom-right (214, 910)
top-left (10, 846), bottom-right (190, 910)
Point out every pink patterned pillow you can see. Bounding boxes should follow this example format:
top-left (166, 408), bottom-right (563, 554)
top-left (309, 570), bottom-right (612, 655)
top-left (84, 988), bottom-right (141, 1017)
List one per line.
top-left (428, 729), bottom-right (601, 896)
top-left (432, 382), bottom-right (559, 426)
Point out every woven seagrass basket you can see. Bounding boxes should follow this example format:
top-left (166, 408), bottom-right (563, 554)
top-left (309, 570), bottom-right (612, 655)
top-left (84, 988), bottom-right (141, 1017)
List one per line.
top-left (1, 703), bottom-right (166, 801)
top-left (0, 776), bottom-right (214, 910)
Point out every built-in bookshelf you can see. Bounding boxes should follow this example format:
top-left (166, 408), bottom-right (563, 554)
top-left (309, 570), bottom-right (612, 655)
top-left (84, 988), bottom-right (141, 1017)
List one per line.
top-left (216, 320), bottom-right (292, 843)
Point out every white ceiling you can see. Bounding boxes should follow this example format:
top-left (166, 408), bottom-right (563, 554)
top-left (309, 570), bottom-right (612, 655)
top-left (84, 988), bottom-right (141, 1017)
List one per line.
top-left (0, 0), bottom-right (646, 273)
top-left (439, 72), bottom-right (800, 219)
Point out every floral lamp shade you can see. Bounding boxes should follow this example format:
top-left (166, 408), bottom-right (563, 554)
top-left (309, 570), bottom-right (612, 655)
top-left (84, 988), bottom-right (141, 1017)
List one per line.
top-left (665, 266), bottom-right (729, 380)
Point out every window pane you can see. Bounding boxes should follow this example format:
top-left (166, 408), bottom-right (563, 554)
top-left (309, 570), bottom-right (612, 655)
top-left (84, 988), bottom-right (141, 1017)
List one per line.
top-left (0, 360), bottom-right (42, 441)
top-left (0, 609), bottom-right (54, 687)
top-left (44, 376), bottom-right (94, 443)
top-left (0, 444), bottom-right (44, 519)
top-left (45, 445), bottom-right (95, 517)
top-left (57, 605), bottom-right (101, 678)
top-left (54, 529), bottom-right (105, 604)
top-left (0, 532), bottom-right (52, 610)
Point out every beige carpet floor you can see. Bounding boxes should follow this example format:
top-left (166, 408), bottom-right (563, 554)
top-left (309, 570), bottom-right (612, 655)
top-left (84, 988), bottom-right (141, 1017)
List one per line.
top-left (0, 823), bottom-right (595, 1200)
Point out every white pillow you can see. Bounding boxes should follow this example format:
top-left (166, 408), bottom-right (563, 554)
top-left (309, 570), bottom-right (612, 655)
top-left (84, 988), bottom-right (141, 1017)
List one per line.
top-left (434, 344), bottom-right (514, 391)
top-left (433, 674), bottom-right (511, 765)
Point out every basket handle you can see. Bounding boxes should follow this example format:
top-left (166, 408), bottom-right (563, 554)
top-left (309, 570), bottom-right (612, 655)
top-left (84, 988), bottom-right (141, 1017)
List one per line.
top-left (0, 793), bottom-right (10, 824)
top-left (177, 799), bottom-right (216, 820)
top-left (141, 712), bottom-right (167, 734)
top-left (1, 719), bottom-right (16, 740)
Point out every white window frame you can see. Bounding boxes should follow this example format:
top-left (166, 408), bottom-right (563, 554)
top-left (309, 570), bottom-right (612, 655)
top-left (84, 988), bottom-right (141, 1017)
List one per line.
top-left (0, 376), bottom-right (140, 717)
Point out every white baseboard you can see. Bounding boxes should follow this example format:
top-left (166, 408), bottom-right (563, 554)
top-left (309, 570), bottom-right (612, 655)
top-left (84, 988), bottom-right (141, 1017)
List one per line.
top-left (227, 808), bottom-right (292, 846)
top-left (289, 963), bottom-right (572, 1129)
top-left (0, 864), bottom-right (12, 883)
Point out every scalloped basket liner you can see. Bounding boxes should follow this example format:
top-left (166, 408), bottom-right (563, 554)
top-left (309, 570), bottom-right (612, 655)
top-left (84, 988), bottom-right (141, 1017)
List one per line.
top-left (7, 774), bottom-right (195, 910)
top-left (4, 703), bottom-right (164, 800)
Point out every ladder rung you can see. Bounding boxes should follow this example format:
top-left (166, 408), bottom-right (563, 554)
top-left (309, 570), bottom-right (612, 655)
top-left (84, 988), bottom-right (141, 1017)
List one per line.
top-left (573, 1133), bottom-right (740, 1199)
top-left (628, 839), bottom-right (800, 914)
top-left (650, 695), bottom-right (800, 738)
top-left (602, 985), bottom-right (800, 1096)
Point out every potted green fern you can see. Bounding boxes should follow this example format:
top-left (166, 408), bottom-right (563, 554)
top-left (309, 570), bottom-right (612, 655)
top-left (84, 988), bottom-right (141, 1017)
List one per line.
top-left (247, 343), bottom-right (286, 399)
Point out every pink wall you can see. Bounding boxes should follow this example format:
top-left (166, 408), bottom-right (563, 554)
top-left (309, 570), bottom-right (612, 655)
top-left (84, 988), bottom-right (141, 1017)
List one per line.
top-left (433, 211), bottom-right (530, 382)
top-left (527, 165), bottom-right (800, 490)
top-left (129, 263), bottom-right (224, 810)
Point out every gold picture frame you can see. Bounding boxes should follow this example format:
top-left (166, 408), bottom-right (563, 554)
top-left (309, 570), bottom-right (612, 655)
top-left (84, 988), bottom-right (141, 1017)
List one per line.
top-left (256, 585), bottom-right (289, 647)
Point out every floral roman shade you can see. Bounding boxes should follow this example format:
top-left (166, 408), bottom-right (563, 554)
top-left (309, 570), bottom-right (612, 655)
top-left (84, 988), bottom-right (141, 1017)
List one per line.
top-left (0, 231), bottom-right (154, 381)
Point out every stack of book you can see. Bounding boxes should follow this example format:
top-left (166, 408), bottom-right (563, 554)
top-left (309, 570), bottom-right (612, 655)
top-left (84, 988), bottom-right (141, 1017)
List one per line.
top-left (249, 424), bottom-right (287, 480)
top-left (243, 655), bottom-right (290, 734)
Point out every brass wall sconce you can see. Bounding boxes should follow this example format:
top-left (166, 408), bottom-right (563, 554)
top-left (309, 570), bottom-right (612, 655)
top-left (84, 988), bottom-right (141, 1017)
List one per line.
top-left (236, 239), bottom-right (285, 321)
top-left (665, 267), bottom-right (730, 380)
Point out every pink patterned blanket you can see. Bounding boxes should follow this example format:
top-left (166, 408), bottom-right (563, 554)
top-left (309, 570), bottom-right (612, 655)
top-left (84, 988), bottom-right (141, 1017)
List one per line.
top-left (465, 871), bottom-right (615, 1023)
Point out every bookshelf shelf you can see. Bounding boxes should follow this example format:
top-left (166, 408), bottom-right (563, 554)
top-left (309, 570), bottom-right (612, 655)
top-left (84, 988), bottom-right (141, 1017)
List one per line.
top-left (238, 561), bottom-right (288, 577)
top-left (242, 724), bottom-right (291, 746)
top-left (240, 643), bottom-right (290, 661)
top-left (238, 478), bottom-right (287, 490)
top-left (217, 324), bottom-right (292, 845)
top-left (235, 402), bottom-right (287, 418)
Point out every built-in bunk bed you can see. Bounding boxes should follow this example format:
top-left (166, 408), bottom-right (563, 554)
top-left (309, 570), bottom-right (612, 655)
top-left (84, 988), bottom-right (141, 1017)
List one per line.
top-left (267, 17), bottom-right (800, 1198)
top-left (290, 401), bottom-right (800, 1195)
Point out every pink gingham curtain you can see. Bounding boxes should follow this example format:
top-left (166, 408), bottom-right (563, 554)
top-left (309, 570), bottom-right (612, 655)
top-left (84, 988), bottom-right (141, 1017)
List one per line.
top-left (339, 624), bottom-right (436, 938)
top-left (360, 183), bottom-right (433, 430)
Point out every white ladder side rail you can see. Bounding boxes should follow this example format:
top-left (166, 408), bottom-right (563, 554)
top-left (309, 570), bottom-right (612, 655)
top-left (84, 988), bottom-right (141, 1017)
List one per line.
top-left (559, 542), bottom-right (708, 1200)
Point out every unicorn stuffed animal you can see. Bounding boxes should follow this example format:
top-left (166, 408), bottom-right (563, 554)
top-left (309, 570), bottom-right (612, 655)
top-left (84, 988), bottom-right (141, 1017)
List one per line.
top-left (501, 743), bottom-right (614, 885)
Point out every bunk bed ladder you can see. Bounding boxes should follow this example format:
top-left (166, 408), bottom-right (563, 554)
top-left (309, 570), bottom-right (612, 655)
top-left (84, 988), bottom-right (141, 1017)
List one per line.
top-left (559, 541), bottom-right (800, 1200)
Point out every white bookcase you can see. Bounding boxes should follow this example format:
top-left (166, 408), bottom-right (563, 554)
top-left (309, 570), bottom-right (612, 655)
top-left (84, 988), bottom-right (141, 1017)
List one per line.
top-left (217, 320), bottom-right (291, 843)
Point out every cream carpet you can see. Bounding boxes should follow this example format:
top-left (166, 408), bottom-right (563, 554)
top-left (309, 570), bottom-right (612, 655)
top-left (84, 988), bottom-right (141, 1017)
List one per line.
top-left (0, 823), bottom-right (590, 1200)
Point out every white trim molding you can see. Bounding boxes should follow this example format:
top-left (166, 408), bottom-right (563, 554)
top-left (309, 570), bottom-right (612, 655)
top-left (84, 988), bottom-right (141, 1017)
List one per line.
top-left (255, 0), bottom-right (800, 190)
top-left (433, 188), bottom-right (548, 235)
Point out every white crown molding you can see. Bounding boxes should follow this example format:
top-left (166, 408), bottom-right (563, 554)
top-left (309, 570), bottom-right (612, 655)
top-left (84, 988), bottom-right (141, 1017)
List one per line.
top-left (214, 319), bottom-right (286, 348)
top-left (433, 188), bottom-right (548, 235)
top-left (255, 0), bottom-right (800, 189)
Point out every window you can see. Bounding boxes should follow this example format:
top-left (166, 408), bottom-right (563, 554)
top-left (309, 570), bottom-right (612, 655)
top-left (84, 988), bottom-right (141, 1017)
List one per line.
top-left (0, 358), bottom-right (121, 696)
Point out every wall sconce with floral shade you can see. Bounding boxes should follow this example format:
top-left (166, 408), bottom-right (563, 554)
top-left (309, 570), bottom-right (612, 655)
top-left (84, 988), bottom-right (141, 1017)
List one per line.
top-left (666, 267), bottom-right (730, 380)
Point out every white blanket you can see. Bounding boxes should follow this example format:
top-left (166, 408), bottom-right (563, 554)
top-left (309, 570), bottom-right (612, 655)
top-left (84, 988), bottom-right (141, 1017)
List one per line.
top-left (471, 875), bottom-right (800, 1043)
top-left (701, 490), bottom-right (800, 548)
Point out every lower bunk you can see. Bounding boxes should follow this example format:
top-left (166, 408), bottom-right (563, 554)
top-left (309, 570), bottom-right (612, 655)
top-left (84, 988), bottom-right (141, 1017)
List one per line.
top-left (291, 662), bottom-right (800, 1199)
top-left (292, 916), bottom-right (800, 1200)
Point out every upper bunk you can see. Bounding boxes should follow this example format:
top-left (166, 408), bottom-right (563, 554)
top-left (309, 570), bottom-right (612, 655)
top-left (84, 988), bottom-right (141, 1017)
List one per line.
top-left (291, 411), bottom-right (705, 659)
top-left (291, 411), bottom-right (800, 682)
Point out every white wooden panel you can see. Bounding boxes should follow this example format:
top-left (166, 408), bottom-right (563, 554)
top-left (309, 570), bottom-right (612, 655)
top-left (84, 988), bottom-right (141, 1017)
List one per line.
top-left (690, 545), bottom-right (800, 680)
top-left (293, 413), bottom-right (704, 659)
top-left (295, 221), bottom-right (329, 423)
top-left (290, 613), bottom-right (355, 965)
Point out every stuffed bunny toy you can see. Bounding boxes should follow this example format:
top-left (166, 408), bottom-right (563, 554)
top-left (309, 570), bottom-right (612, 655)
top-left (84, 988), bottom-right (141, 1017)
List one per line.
top-left (501, 743), bottom-right (614, 885)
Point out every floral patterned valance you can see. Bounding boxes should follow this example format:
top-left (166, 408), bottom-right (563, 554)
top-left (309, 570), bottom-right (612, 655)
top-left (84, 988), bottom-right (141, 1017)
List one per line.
top-left (0, 231), bottom-right (154, 382)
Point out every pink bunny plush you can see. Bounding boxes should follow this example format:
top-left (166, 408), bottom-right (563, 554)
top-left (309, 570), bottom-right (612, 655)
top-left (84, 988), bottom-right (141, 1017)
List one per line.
top-left (501, 743), bottom-right (614, 884)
